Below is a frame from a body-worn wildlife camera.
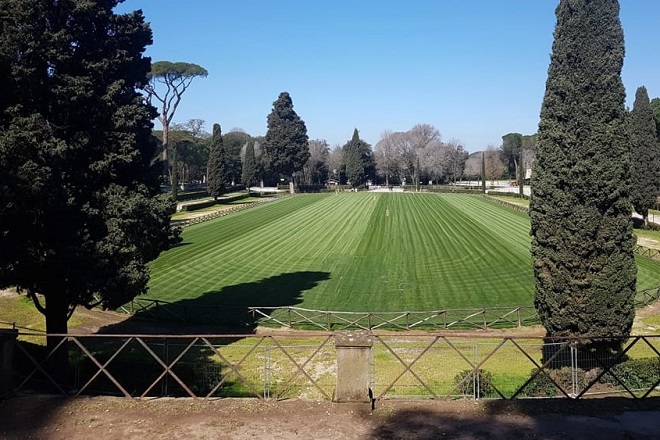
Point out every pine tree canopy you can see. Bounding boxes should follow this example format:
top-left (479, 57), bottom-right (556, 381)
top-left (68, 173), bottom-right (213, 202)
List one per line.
top-left (529, 0), bottom-right (636, 351)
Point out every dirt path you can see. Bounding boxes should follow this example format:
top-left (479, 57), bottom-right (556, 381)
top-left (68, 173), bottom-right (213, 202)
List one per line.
top-left (1, 395), bottom-right (660, 439)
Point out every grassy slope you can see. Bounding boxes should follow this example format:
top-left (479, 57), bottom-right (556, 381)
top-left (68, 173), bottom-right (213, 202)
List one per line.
top-left (146, 193), bottom-right (660, 311)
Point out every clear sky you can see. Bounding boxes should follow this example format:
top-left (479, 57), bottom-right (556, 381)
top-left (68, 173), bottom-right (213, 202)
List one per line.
top-left (115, 0), bottom-right (660, 153)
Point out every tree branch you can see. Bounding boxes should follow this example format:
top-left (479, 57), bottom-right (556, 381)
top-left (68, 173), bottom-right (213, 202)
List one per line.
top-left (26, 289), bottom-right (47, 315)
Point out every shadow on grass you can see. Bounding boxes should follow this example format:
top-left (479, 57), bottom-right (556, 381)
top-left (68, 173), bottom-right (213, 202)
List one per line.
top-left (99, 270), bottom-right (331, 334)
top-left (40, 271), bottom-right (335, 399)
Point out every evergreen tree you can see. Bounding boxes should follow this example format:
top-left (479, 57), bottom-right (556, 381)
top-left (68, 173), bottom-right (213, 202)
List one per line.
top-left (343, 128), bottom-right (374, 187)
top-left (242, 142), bottom-right (258, 190)
top-left (207, 123), bottom-right (228, 200)
top-left (630, 86), bottom-right (660, 226)
top-left (264, 92), bottom-right (309, 188)
top-left (0, 0), bottom-right (179, 370)
top-left (650, 98), bottom-right (660, 140)
top-left (529, 0), bottom-right (635, 353)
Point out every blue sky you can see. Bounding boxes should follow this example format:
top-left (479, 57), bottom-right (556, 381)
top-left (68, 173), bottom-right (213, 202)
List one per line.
top-left (116, 0), bottom-right (660, 153)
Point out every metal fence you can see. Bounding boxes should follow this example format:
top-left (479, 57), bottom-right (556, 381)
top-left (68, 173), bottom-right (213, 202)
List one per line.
top-left (126, 285), bottom-right (660, 331)
top-left (4, 331), bottom-right (659, 401)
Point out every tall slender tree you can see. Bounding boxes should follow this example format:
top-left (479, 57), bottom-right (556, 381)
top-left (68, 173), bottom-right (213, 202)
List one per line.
top-left (241, 141), bottom-right (258, 190)
top-left (0, 0), bottom-right (179, 376)
top-left (207, 123), bottom-right (228, 200)
top-left (264, 92), bottom-right (309, 191)
top-left (650, 98), bottom-right (660, 139)
top-left (630, 86), bottom-right (660, 227)
top-left (529, 0), bottom-right (635, 354)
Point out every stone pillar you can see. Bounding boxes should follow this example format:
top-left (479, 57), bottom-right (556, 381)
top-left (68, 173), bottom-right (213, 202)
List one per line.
top-left (0, 329), bottom-right (18, 398)
top-left (334, 330), bottom-right (373, 402)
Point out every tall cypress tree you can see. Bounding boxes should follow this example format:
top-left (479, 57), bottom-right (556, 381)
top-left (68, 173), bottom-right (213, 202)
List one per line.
top-left (630, 86), bottom-right (660, 227)
top-left (242, 141), bottom-right (258, 190)
top-left (264, 92), bottom-right (309, 188)
top-left (650, 98), bottom-right (660, 139)
top-left (529, 0), bottom-right (635, 353)
top-left (207, 123), bottom-right (228, 200)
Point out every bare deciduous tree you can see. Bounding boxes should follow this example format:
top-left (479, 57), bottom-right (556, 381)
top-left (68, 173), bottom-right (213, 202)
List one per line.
top-left (484, 145), bottom-right (506, 184)
top-left (326, 145), bottom-right (344, 182)
top-left (302, 139), bottom-right (330, 185)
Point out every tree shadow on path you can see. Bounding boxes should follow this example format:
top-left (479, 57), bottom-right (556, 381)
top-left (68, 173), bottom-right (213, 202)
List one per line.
top-left (367, 398), bottom-right (660, 440)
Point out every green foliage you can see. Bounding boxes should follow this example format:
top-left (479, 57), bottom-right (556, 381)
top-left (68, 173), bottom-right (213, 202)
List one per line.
top-left (529, 0), bottom-right (636, 350)
top-left (242, 142), bottom-right (258, 188)
top-left (501, 133), bottom-right (523, 179)
top-left (148, 61), bottom-right (208, 79)
top-left (223, 131), bottom-right (251, 184)
top-left (343, 128), bottom-right (374, 187)
top-left (145, 61), bottom-right (208, 197)
top-left (0, 0), bottom-right (179, 334)
top-left (454, 369), bottom-right (495, 398)
top-left (650, 98), bottom-right (660, 139)
top-left (207, 123), bottom-right (229, 200)
top-left (264, 92), bottom-right (309, 181)
top-left (521, 367), bottom-right (594, 397)
top-left (521, 368), bottom-right (557, 397)
top-left (629, 86), bottom-right (660, 223)
top-left (601, 358), bottom-right (660, 390)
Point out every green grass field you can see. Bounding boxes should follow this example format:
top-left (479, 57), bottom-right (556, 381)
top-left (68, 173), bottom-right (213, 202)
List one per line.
top-left (145, 193), bottom-right (660, 312)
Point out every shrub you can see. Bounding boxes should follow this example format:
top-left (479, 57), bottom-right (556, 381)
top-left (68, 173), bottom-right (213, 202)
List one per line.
top-left (454, 369), bottom-right (495, 398)
top-left (600, 358), bottom-right (660, 390)
top-left (520, 368), bottom-right (556, 397)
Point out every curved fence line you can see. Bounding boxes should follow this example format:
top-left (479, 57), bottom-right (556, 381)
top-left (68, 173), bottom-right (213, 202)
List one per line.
top-left (127, 284), bottom-right (660, 331)
top-left (171, 196), bottom-right (282, 228)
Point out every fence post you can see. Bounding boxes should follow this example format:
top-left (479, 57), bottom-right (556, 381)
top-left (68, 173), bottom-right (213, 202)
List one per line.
top-left (334, 331), bottom-right (373, 402)
top-left (0, 329), bottom-right (18, 398)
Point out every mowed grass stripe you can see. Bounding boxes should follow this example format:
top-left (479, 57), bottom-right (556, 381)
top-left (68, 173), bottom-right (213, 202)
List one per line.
top-left (332, 194), bottom-right (534, 311)
top-left (146, 193), bottom-right (660, 311)
top-left (147, 194), bottom-right (378, 303)
top-left (148, 196), bottom-right (333, 298)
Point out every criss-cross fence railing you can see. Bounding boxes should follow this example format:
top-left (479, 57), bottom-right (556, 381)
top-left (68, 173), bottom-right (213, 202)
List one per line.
top-left (126, 285), bottom-right (660, 330)
top-left (4, 331), bottom-right (660, 401)
top-left (635, 245), bottom-right (660, 261)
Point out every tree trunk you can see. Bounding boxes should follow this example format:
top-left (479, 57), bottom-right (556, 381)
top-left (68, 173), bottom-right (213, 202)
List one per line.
top-left (45, 293), bottom-right (71, 390)
top-left (170, 146), bottom-right (178, 198)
